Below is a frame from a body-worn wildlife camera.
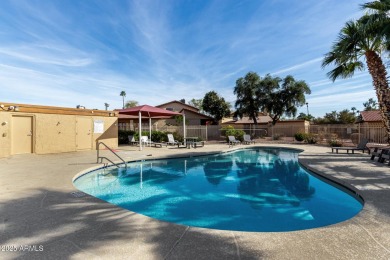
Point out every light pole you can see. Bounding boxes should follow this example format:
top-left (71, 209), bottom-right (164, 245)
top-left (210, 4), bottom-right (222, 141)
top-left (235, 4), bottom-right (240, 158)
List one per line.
top-left (306, 102), bottom-right (309, 116)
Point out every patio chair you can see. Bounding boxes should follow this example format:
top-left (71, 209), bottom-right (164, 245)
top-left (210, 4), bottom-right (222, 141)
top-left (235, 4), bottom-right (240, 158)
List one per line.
top-left (140, 136), bottom-right (152, 146)
top-left (128, 135), bottom-right (138, 145)
top-left (167, 134), bottom-right (181, 146)
top-left (331, 139), bottom-right (369, 154)
top-left (140, 136), bottom-right (163, 148)
top-left (379, 148), bottom-right (390, 165)
top-left (370, 146), bottom-right (390, 161)
top-left (228, 136), bottom-right (241, 147)
top-left (243, 134), bottom-right (255, 144)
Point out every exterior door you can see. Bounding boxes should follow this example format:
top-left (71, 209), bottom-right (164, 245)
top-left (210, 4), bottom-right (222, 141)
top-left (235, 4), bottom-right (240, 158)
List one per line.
top-left (11, 116), bottom-right (33, 155)
top-left (76, 117), bottom-right (92, 150)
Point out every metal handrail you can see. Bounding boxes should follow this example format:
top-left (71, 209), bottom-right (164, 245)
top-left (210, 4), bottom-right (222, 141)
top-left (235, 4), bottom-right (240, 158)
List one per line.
top-left (97, 142), bottom-right (127, 169)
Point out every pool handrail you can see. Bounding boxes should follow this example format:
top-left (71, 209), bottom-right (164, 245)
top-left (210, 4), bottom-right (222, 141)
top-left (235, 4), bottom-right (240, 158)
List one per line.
top-left (97, 142), bottom-right (127, 169)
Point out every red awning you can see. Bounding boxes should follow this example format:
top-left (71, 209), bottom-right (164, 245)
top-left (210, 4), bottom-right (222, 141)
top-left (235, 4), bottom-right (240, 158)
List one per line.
top-left (118, 105), bottom-right (181, 118)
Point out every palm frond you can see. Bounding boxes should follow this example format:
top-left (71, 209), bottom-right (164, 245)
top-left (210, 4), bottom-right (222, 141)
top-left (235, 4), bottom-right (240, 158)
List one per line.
top-left (361, 0), bottom-right (390, 13)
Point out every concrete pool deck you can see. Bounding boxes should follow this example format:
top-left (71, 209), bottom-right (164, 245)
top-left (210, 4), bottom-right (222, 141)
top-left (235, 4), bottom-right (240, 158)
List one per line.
top-left (1, 143), bottom-right (389, 259)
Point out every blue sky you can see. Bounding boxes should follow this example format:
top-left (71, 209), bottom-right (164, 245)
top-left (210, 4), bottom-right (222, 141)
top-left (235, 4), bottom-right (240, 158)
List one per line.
top-left (0, 0), bottom-right (377, 117)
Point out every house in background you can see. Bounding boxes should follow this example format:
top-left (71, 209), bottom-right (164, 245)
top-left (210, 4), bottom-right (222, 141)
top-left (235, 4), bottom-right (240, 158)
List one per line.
top-left (359, 110), bottom-right (385, 143)
top-left (117, 100), bottom-right (214, 131)
top-left (360, 110), bottom-right (383, 127)
top-left (156, 100), bottom-right (214, 126)
top-left (221, 112), bottom-right (309, 137)
top-left (221, 112), bottom-right (271, 128)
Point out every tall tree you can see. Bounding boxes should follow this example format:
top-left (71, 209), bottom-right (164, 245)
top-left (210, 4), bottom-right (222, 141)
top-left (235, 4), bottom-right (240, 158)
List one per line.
top-left (363, 97), bottom-right (379, 110)
top-left (188, 98), bottom-right (203, 112)
top-left (297, 113), bottom-right (314, 121)
top-left (337, 109), bottom-right (357, 124)
top-left (260, 75), bottom-right (311, 125)
top-left (361, 0), bottom-right (390, 47)
top-left (202, 91), bottom-right (231, 124)
top-left (120, 91), bottom-right (126, 109)
top-left (104, 103), bottom-right (109, 110)
top-left (314, 109), bottom-right (356, 124)
top-left (234, 72), bottom-right (262, 124)
top-left (125, 100), bottom-right (139, 108)
top-left (351, 106), bottom-right (357, 115)
top-left (322, 16), bottom-right (390, 142)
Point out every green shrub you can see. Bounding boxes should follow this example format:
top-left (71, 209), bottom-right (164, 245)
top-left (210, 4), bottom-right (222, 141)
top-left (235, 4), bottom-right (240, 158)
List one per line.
top-left (151, 131), bottom-right (168, 142)
top-left (220, 125), bottom-right (234, 137)
top-left (170, 131), bottom-right (184, 142)
top-left (294, 132), bottom-right (307, 141)
top-left (328, 139), bottom-right (342, 147)
top-left (305, 133), bottom-right (318, 144)
top-left (118, 130), bottom-right (136, 144)
top-left (273, 133), bottom-right (283, 140)
top-left (222, 126), bottom-right (245, 142)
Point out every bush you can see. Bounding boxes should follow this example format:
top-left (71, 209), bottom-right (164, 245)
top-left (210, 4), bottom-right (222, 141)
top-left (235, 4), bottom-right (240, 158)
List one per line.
top-left (328, 139), bottom-right (343, 147)
top-left (222, 125), bottom-right (245, 142)
top-left (305, 133), bottom-right (318, 144)
top-left (294, 132), bottom-right (307, 141)
top-left (151, 131), bottom-right (168, 142)
top-left (118, 130), bottom-right (136, 144)
top-left (273, 133), bottom-right (283, 140)
top-left (133, 131), bottom-right (150, 141)
top-left (170, 131), bottom-right (184, 142)
top-left (220, 125), bottom-right (234, 137)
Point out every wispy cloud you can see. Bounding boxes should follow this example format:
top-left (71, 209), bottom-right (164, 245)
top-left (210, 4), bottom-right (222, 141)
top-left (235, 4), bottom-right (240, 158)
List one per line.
top-left (0, 0), bottom-right (372, 115)
top-left (271, 57), bottom-right (324, 76)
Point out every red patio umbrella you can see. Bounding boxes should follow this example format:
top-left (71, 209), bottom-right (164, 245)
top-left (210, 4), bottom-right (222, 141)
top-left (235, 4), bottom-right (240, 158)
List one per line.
top-left (118, 105), bottom-right (183, 150)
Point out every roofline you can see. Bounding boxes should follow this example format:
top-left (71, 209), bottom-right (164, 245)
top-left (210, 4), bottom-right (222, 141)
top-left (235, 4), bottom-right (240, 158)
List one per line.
top-left (179, 108), bottom-right (214, 119)
top-left (156, 100), bottom-right (200, 112)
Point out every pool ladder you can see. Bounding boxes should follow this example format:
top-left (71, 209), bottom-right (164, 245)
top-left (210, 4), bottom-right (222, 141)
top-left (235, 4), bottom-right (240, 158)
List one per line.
top-left (97, 142), bottom-right (127, 169)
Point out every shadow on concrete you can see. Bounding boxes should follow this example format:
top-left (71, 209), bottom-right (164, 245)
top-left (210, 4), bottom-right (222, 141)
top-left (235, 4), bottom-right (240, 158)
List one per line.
top-left (299, 153), bottom-right (390, 218)
top-left (0, 189), bottom-right (263, 259)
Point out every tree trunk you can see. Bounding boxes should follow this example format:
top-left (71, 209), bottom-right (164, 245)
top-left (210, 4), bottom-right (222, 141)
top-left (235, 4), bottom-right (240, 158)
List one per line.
top-left (365, 50), bottom-right (390, 143)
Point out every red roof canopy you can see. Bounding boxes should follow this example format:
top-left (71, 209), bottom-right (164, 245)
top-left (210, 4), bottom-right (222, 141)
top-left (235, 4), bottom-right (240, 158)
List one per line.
top-left (118, 104), bottom-right (182, 118)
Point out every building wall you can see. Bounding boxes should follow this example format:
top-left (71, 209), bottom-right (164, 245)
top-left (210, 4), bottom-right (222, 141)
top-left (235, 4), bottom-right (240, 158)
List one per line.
top-left (0, 102), bottom-right (117, 158)
top-left (0, 112), bottom-right (11, 158)
top-left (157, 102), bottom-right (198, 113)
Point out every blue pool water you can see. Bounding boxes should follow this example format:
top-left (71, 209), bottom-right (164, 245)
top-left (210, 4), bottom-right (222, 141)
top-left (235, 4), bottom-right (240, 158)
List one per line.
top-left (74, 148), bottom-right (363, 232)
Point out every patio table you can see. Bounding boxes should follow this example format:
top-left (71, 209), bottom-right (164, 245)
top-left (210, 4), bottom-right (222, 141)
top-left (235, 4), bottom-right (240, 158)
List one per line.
top-left (184, 137), bottom-right (198, 149)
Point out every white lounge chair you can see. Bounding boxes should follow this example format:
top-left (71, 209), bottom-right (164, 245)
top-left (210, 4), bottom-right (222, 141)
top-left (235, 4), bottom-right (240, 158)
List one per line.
top-left (140, 136), bottom-right (163, 148)
top-left (128, 135), bottom-right (138, 145)
top-left (243, 134), bottom-right (255, 144)
top-left (140, 136), bottom-right (152, 146)
top-left (167, 134), bottom-right (181, 146)
top-left (228, 136), bottom-right (240, 147)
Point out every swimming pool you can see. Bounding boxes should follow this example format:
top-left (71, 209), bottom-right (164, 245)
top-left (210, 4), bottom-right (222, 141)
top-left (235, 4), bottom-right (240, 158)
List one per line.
top-left (74, 148), bottom-right (363, 232)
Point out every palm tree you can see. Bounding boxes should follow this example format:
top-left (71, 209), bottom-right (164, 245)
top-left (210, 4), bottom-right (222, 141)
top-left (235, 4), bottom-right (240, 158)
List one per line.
top-left (351, 106), bottom-right (357, 115)
top-left (322, 17), bottom-right (390, 142)
top-left (104, 103), bottom-right (109, 110)
top-left (120, 91), bottom-right (126, 109)
top-left (361, 0), bottom-right (390, 47)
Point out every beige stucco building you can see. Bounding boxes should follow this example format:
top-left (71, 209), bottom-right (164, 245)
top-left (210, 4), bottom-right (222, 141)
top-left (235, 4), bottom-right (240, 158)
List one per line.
top-left (156, 100), bottom-right (213, 126)
top-left (0, 102), bottom-right (118, 158)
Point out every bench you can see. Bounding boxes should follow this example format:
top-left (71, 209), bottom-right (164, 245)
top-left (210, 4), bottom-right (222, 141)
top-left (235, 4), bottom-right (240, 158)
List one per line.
top-left (150, 142), bottom-right (163, 148)
top-left (331, 147), bottom-right (368, 154)
top-left (193, 141), bottom-right (205, 148)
